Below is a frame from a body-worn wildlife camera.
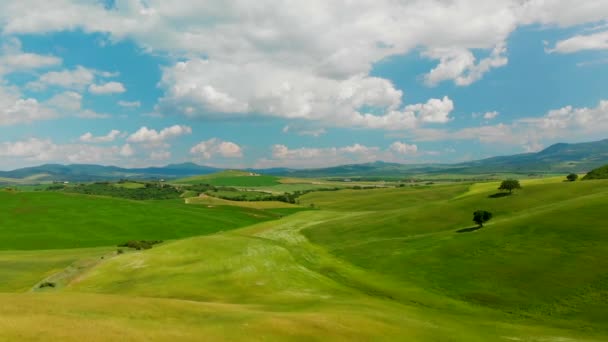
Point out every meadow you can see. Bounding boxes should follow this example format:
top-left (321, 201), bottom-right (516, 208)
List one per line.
top-left (0, 176), bottom-right (607, 340)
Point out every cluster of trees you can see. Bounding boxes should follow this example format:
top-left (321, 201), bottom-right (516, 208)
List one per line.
top-left (55, 182), bottom-right (183, 200)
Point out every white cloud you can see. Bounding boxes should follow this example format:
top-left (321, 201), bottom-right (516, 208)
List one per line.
top-left (0, 85), bottom-right (57, 125)
top-left (127, 125), bottom-right (192, 145)
top-left (411, 100), bottom-right (608, 152)
top-left (158, 59), bottom-right (453, 130)
top-left (46, 91), bottom-right (82, 111)
top-left (389, 142), bottom-right (418, 155)
top-left (260, 141), bottom-right (423, 168)
top-left (549, 30), bottom-right (608, 53)
top-left (8, 0), bottom-right (597, 131)
top-left (79, 130), bottom-right (121, 143)
top-left (26, 66), bottom-right (95, 91)
top-left (0, 38), bottom-right (61, 75)
top-left (0, 138), bottom-right (132, 164)
top-left (190, 138), bottom-right (243, 159)
top-left (118, 100), bottom-right (141, 108)
top-left (89, 81), bottom-right (126, 95)
top-left (1, 0), bottom-right (607, 136)
top-left (423, 43), bottom-right (508, 86)
top-left (483, 111), bottom-right (500, 120)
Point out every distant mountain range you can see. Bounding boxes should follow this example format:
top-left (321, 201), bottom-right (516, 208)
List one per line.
top-left (1, 139), bottom-right (607, 184)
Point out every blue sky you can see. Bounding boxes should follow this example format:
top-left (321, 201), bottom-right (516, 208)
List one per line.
top-left (1, 1), bottom-right (608, 170)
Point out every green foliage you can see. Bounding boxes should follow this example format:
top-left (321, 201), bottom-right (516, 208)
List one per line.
top-left (566, 173), bottom-right (579, 181)
top-left (118, 240), bottom-right (163, 250)
top-left (38, 282), bottom-right (56, 288)
top-left (582, 164), bottom-right (608, 180)
top-left (55, 182), bottom-right (183, 200)
top-left (498, 179), bottom-right (521, 193)
top-left (472, 210), bottom-right (492, 227)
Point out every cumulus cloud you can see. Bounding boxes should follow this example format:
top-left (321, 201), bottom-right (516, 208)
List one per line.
top-left (89, 81), bottom-right (126, 95)
top-left (412, 100), bottom-right (608, 152)
top-left (46, 91), bottom-right (82, 111)
top-left (549, 30), bottom-right (608, 53)
top-left (127, 125), bottom-right (192, 145)
top-left (0, 38), bottom-right (61, 75)
top-left (6, 0), bottom-right (602, 131)
top-left (0, 87), bottom-right (108, 126)
top-left (190, 138), bottom-right (243, 159)
top-left (79, 130), bottom-right (122, 143)
top-left (0, 138), bottom-right (132, 164)
top-left (158, 59), bottom-right (454, 130)
top-left (26, 66), bottom-right (96, 91)
top-left (0, 85), bottom-right (57, 125)
top-left (423, 43), bottom-right (508, 86)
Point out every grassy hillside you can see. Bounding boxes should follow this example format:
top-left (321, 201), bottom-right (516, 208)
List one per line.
top-left (0, 177), bottom-right (607, 340)
top-left (176, 170), bottom-right (281, 186)
top-left (583, 164), bottom-right (608, 180)
top-left (301, 179), bottom-right (608, 329)
top-left (0, 191), bottom-right (281, 250)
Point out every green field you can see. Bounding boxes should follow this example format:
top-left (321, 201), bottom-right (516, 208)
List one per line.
top-left (0, 191), bottom-right (281, 250)
top-left (1, 178), bottom-right (607, 340)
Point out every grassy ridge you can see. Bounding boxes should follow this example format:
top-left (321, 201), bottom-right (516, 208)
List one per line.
top-left (0, 191), bottom-right (280, 250)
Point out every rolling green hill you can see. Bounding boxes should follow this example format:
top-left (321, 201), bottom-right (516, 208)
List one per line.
top-left (0, 177), bottom-right (607, 340)
top-left (0, 191), bottom-right (281, 250)
top-left (583, 164), bottom-right (608, 180)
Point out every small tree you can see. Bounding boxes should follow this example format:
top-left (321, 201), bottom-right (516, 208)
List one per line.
top-left (498, 179), bottom-right (521, 194)
top-left (473, 210), bottom-right (493, 227)
top-left (566, 173), bottom-right (578, 182)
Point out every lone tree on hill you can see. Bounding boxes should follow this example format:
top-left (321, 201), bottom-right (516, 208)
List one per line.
top-left (498, 179), bottom-right (521, 194)
top-left (473, 210), bottom-right (493, 228)
top-left (566, 173), bottom-right (578, 182)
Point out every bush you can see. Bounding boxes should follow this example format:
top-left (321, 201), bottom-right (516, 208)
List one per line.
top-left (118, 240), bottom-right (163, 250)
top-left (39, 281), bottom-right (56, 288)
top-left (566, 173), bottom-right (578, 182)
